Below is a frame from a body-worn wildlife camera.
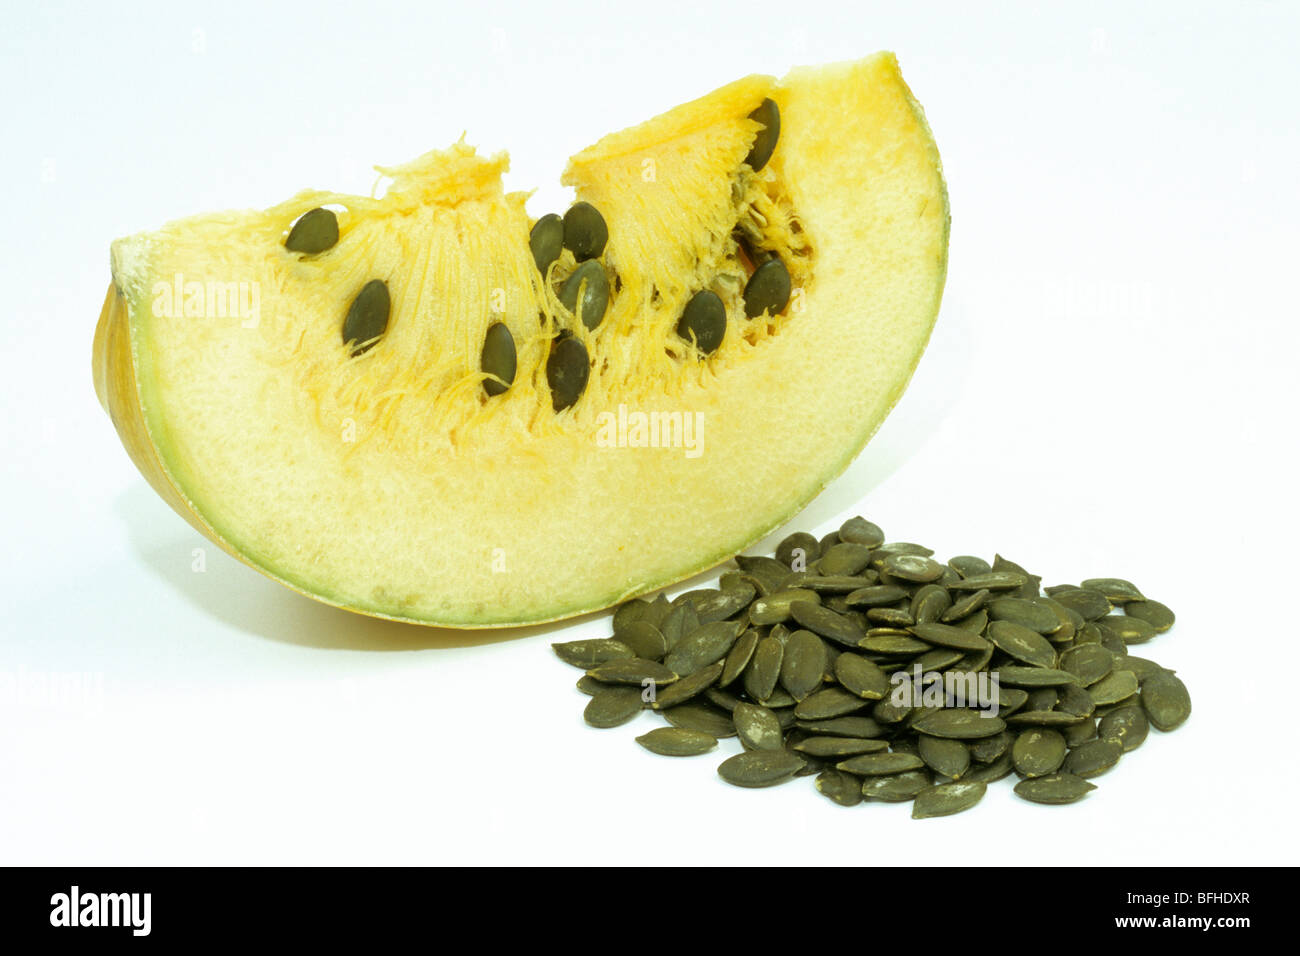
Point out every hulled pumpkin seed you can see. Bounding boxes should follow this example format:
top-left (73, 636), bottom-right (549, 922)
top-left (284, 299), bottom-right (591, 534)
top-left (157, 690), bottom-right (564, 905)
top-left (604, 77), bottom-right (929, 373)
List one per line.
top-left (663, 702), bottom-right (736, 738)
top-left (986, 620), bottom-right (1057, 668)
top-left (664, 620), bottom-right (744, 676)
top-left (733, 702), bottom-right (784, 751)
top-left (790, 602), bottom-right (864, 648)
top-left (744, 98), bottom-right (780, 172)
top-left (285, 206), bottom-right (339, 254)
top-left (948, 556), bottom-right (992, 578)
top-left (776, 531), bottom-right (820, 568)
top-left (910, 622), bottom-right (992, 652)
top-left (1053, 587), bottom-right (1112, 620)
top-left (575, 675), bottom-right (604, 696)
top-left (795, 716), bottom-right (885, 738)
top-left (988, 597), bottom-right (1059, 634)
top-left (860, 769), bottom-right (931, 801)
top-left (919, 735), bottom-right (971, 779)
top-left (1096, 614), bottom-right (1158, 646)
top-left (342, 279), bottom-right (390, 356)
top-left (636, 727), bottom-right (717, 756)
top-left (480, 321), bottom-right (517, 396)
top-left (750, 589), bottom-right (821, 625)
top-left (815, 768), bottom-right (864, 807)
top-left (546, 334), bottom-right (590, 411)
top-left (964, 752), bottom-right (1015, 784)
top-left (1005, 711), bottom-right (1087, 727)
top-left (1011, 728), bottom-right (1068, 778)
top-left (1063, 738), bottom-right (1123, 778)
top-left (743, 257), bottom-right (792, 319)
top-left (845, 584), bottom-right (910, 607)
top-left (883, 553), bottom-right (946, 583)
top-left (1141, 670), bottom-right (1191, 731)
top-left (833, 653), bottom-right (890, 700)
top-left (1098, 705), bottom-right (1149, 751)
top-left (1014, 773), bottom-right (1097, 805)
top-left (617, 620), bottom-right (667, 660)
top-left (1123, 599), bottom-right (1175, 632)
top-left (795, 687), bottom-right (869, 720)
top-left (995, 667), bottom-right (1080, 688)
top-left (584, 686), bottom-right (644, 728)
top-left (947, 572), bottom-right (1027, 592)
top-left (797, 736), bottom-right (889, 759)
top-left (912, 709), bottom-right (1006, 739)
top-left (1060, 644), bottom-right (1114, 686)
top-left (717, 749), bottom-right (803, 788)
top-left (744, 635), bottom-right (784, 701)
top-left (719, 627), bottom-right (760, 688)
top-left (552, 637), bottom-right (634, 669)
top-left (836, 752), bottom-right (925, 776)
top-left (586, 658), bottom-right (678, 686)
top-left (651, 662), bottom-right (724, 711)
top-left (676, 290), bottom-right (726, 354)
top-left (1081, 577), bottom-right (1145, 603)
top-left (819, 542), bottom-right (873, 576)
top-left (1088, 670), bottom-right (1140, 707)
top-left (562, 201), bottom-right (607, 261)
top-left (779, 629), bottom-right (828, 702)
top-left (911, 584), bottom-right (952, 624)
top-left (912, 781), bottom-right (986, 818)
top-left (839, 516), bottom-right (885, 548)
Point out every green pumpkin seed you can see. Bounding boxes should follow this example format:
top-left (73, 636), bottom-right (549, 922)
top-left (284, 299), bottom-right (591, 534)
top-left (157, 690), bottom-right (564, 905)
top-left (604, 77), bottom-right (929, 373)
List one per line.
top-left (867, 607), bottom-right (915, 628)
top-left (658, 603), bottom-right (690, 651)
top-left (719, 628), bottom-right (760, 688)
top-left (1011, 728), bottom-right (1068, 777)
top-left (651, 662), bottom-right (724, 710)
top-left (845, 584), bottom-right (911, 607)
top-left (285, 206), bottom-right (339, 254)
top-left (750, 589), bottom-right (821, 625)
top-left (717, 748), bottom-right (803, 788)
top-left (795, 716), bottom-right (885, 738)
top-left (964, 752), bottom-right (1015, 784)
top-left (882, 553), bottom-right (946, 583)
top-left (857, 769), bottom-right (928, 801)
top-left (833, 653), bottom-right (890, 700)
top-left (479, 321), bottom-right (519, 396)
top-left (617, 620), bottom-right (667, 660)
top-left (1005, 711), bottom-right (1087, 727)
top-left (1056, 683), bottom-right (1097, 718)
top-left (968, 730), bottom-right (1011, 764)
top-left (1098, 705), bottom-right (1149, 751)
top-left (1025, 688), bottom-right (1060, 712)
top-left (988, 597), bottom-right (1059, 634)
top-left (552, 637), bottom-right (634, 669)
top-left (743, 257), bottom-right (792, 319)
top-left (693, 585), bottom-right (754, 623)
top-left (912, 709), bottom-right (1006, 739)
top-left (819, 542), bottom-right (873, 576)
top-left (528, 212), bottom-right (564, 273)
top-left (947, 572), bottom-right (1028, 592)
top-left (732, 555), bottom-right (791, 595)
top-left (1052, 587), bottom-right (1112, 620)
top-left (559, 259), bottom-right (610, 330)
top-left (836, 752), bottom-right (925, 776)
top-left (948, 556), bottom-right (992, 578)
top-left (546, 334), bottom-right (590, 411)
top-left (1060, 644), bottom-right (1114, 686)
top-left (613, 598), bottom-right (648, 631)
top-left (744, 97), bottom-right (780, 172)
top-left (1088, 670), bottom-right (1140, 707)
top-left (586, 658), bottom-right (678, 686)
top-left (775, 531), bottom-right (820, 568)
top-left (815, 769), bottom-right (864, 807)
top-left (342, 279), bottom-right (390, 356)
top-left (664, 620), bottom-right (744, 676)
top-left (1121, 656), bottom-right (1169, 683)
top-left (986, 620), bottom-right (1057, 669)
top-left (583, 686), bottom-right (644, 728)
top-left (1014, 773), bottom-right (1097, 805)
top-left (663, 702), bottom-right (736, 738)
top-left (912, 781), bottom-right (986, 819)
top-left (676, 290), bottom-right (726, 354)
top-left (1063, 738), bottom-right (1123, 778)
top-left (731, 702), bottom-right (784, 751)
top-left (837, 516), bottom-right (884, 548)
top-left (996, 688), bottom-right (1030, 718)
top-left (562, 201), bottom-right (607, 261)
top-left (995, 667), bottom-right (1080, 688)
top-left (575, 675), bottom-right (603, 696)
top-left (797, 736), bottom-right (889, 759)
top-left (1096, 614), bottom-right (1158, 646)
top-left (954, 609), bottom-right (990, 634)
top-left (795, 687), bottom-right (869, 721)
top-left (799, 575), bottom-right (875, 594)
top-left (859, 634), bottom-right (931, 655)
top-left (635, 727), bottom-right (717, 756)
top-left (1064, 717), bottom-right (1100, 747)
top-left (914, 647), bottom-right (965, 672)
top-left (919, 735), bottom-right (971, 779)
top-left (1141, 670), bottom-right (1191, 731)
top-left (1081, 577), bottom-right (1145, 603)
top-left (743, 635), bottom-right (784, 701)
top-left (778, 629), bottom-right (827, 702)
top-left (909, 584), bottom-right (951, 624)
top-left (1123, 599), bottom-right (1175, 632)
top-left (789, 602), bottom-right (864, 648)
top-left (910, 622), bottom-right (993, 653)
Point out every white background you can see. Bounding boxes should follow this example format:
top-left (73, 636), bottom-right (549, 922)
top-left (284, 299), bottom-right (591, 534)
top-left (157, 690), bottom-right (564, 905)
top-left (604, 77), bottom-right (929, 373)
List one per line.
top-left (2, 0), bottom-right (1297, 865)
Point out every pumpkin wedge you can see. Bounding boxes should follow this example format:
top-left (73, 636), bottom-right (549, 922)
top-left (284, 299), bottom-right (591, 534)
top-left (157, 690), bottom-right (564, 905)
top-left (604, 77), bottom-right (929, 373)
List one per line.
top-left (93, 52), bottom-right (948, 626)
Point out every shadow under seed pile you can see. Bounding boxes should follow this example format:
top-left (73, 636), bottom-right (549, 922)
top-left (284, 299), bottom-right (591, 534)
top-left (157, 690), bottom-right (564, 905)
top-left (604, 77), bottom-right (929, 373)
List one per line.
top-left (552, 516), bottom-right (1190, 818)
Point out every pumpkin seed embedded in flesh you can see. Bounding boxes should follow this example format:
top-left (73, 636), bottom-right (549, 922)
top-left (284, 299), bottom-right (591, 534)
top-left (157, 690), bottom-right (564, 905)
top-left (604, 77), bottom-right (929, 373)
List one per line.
top-left (912, 781), bottom-right (987, 819)
top-left (1011, 728), bottom-right (1068, 778)
top-left (284, 206), bottom-right (339, 254)
top-left (1140, 670), bottom-right (1192, 731)
top-left (815, 769), bottom-right (865, 807)
top-left (717, 749), bottom-right (804, 788)
top-left (743, 257), bottom-right (792, 319)
top-left (584, 686), bottom-right (644, 728)
top-left (1014, 773), bottom-right (1097, 805)
top-left (1063, 738), bottom-right (1123, 778)
top-left (561, 201), bottom-right (608, 261)
top-left (1098, 705), bottom-right (1149, 752)
top-left (744, 97), bottom-right (781, 172)
top-left (1123, 599), bottom-right (1176, 632)
top-left (342, 279), bottom-right (390, 356)
top-left (559, 259), bottom-right (610, 330)
top-left (676, 290), bottom-right (727, 355)
top-left (479, 321), bottom-right (517, 396)
top-left (651, 662), bottom-right (724, 711)
top-left (635, 727), bottom-right (717, 757)
top-left (546, 334), bottom-right (590, 411)
top-left (552, 637), bottom-right (635, 669)
top-left (529, 212), bottom-right (564, 273)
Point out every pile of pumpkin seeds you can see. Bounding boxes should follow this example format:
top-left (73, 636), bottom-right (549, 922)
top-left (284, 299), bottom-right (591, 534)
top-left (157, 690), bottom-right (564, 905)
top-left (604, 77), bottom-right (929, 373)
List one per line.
top-left (553, 516), bottom-right (1190, 818)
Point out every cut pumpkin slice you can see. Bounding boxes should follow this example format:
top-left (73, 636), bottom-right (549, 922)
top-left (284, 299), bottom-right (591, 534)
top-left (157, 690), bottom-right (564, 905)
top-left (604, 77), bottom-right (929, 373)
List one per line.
top-left (93, 52), bottom-right (949, 627)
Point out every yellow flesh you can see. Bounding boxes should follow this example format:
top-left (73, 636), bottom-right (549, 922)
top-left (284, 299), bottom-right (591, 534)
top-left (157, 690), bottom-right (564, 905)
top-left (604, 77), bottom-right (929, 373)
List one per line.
top-left (96, 53), bottom-right (948, 627)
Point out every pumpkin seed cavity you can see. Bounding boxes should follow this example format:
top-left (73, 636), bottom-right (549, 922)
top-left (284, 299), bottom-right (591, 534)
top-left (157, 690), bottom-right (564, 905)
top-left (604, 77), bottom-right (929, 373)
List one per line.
top-left (553, 515), bottom-right (1187, 815)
